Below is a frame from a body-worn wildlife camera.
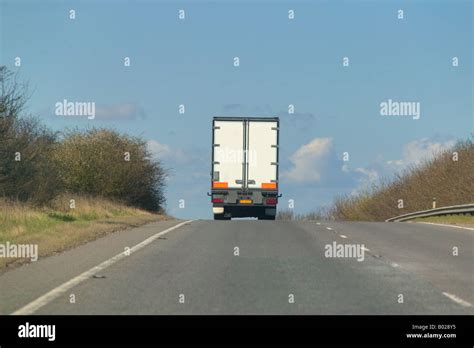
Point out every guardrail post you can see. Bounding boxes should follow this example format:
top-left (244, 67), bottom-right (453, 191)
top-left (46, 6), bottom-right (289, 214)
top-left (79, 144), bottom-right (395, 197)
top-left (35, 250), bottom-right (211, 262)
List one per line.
top-left (432, 197), bottom-right (436, 209)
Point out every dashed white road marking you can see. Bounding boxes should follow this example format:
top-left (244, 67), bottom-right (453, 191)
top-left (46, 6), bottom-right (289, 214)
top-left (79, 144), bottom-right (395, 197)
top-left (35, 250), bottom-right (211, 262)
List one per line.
top-left (316, 222), bottom-right (321, 225)
top-left (390, 262), bottom-right (399, 268)
top-left (442, 292), bottom-right (472, 307)
top-left (339, 235), bottom-right (347, 239)
top-left (416, 222), bottom-right (474, 231)
top-left (326, 227), bottom-right (333, 230)
top-left (11, 220), bottom-right (194, 315)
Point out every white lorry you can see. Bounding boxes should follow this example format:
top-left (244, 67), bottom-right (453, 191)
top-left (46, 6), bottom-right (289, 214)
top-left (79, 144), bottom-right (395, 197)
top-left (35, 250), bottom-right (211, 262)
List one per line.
top-left (210, 117), bottom-right (280, 220)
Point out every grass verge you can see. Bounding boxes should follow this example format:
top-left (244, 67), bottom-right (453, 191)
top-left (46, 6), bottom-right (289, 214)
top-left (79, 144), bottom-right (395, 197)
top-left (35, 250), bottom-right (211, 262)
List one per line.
top-left (0, 195), bottom-right (172, 270)
top-left (413, 214), bottom-right (474, 228)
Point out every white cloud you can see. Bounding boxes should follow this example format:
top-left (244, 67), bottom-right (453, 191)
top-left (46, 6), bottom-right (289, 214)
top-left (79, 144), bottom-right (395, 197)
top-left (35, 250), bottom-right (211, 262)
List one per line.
top-left (283, 138), bottom-right (332, 183)
top-left (348, 167), bottom-right (380, 195)
top-left (147, 140), bottom-right (173, 159)
top-left (147, 140), bottom-right (188, 162)
top-left (354, 167), bottom-right (379, 184)
top-left (387, 138), bottom-right (456, 169)
top-left (349, 137), bottom-right (456, 193)
top-left (146, 140), bottom-right (208, 183)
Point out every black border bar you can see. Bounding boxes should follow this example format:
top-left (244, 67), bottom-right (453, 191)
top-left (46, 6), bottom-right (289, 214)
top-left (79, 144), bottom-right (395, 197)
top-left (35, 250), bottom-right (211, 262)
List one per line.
top-left (0, 315), bottom-right (472, 347)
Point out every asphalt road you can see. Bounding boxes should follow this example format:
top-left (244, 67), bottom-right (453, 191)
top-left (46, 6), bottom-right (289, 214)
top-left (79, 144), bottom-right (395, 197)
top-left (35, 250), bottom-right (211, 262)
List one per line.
top-left (1, 220), bottom-right (473, 315)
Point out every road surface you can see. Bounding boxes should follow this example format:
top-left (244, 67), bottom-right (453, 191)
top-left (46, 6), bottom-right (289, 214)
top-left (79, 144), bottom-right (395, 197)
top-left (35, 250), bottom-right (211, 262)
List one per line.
top-left (1, 220), bottom-right (473, 314)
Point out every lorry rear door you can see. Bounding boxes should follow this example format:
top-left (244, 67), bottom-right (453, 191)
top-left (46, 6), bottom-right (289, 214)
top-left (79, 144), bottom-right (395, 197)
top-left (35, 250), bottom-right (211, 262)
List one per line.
top-left (212, 120), bottom-right (245, 190)
top-left (246, 120), bottom-right (278, 190)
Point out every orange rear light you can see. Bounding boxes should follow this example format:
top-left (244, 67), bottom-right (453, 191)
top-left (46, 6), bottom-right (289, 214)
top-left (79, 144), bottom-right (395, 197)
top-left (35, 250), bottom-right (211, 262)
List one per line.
top-left (261, 183), bottom-right (277, 189)
top-left (212, 182), bottom-right (228, 189)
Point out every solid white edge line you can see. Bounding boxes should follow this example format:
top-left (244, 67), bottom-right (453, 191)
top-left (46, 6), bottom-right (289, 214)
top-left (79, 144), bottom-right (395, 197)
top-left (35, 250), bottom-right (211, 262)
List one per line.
top-left (415, 222), bottom-right (474, 231)
top-left (11, 220), bottom-right (194, 315)
top-left (442, 292), bottom-right (472, 307)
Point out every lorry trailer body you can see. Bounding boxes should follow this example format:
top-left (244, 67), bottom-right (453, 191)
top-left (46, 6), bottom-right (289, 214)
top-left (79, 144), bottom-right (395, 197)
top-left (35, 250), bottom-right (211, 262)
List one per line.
top-left (210, 116), bottom-right (279, 220)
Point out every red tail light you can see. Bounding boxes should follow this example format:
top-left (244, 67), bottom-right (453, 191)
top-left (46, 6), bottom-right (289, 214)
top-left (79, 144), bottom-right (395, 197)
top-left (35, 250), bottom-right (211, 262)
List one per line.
top-left (212, 198), bottom-right (224, 203)
top-left (265, 198), bottom-right (277, 205)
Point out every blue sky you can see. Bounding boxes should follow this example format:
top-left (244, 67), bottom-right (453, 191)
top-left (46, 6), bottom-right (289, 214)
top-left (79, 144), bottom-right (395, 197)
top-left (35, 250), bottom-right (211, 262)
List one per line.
top-left (1, 0), bottom-right (472, 218)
